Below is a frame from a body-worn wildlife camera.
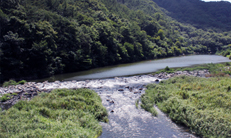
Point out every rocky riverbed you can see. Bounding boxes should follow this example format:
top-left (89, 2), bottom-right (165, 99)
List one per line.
top-left (0, 70), bottom-right (209, 137)
top-left (0, 70), bottom-right (209, 110)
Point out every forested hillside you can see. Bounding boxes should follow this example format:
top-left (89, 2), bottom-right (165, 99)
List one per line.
top-left (0, 0), bottom-right (231, 82)
top-left (153, 0), bottom-right (231, 31)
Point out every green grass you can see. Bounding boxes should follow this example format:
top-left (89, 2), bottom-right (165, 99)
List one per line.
top-left (153, 62), bottom-right (231, 76)
top-left (0, 93), bottom-right (18, 102)
top-left (135, 99), bottom-right (139, 109)
top-left (0, 88), bottom-right (108, 138)
top-left (142, 76), bottom-right (231, 137)
top-left (2, 80), bottom-right (27, 87)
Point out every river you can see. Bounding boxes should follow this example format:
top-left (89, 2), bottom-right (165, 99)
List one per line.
top-left (2, 55), bottom-right (230, 138)
top-left (35, 55), bottom-right (230, 82)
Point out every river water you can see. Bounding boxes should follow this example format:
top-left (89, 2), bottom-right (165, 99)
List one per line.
top-left (36, 55), bottom-right (230, 82)
top-left (25, 55), bottom-right (230, 137)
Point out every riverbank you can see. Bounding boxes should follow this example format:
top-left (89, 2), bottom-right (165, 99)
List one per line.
top-left (27, 55), bottom-right (230, 82)
top-left (0, 88), bottom-right (108, 138)
top-left (0, 69), bottom-right (210, 110)
top-left (142, 76), bottom-right (231, 137)
top-left (0, 72), bottom-right (202, 137)
top-left (1, 61), bottom-right (231, 137)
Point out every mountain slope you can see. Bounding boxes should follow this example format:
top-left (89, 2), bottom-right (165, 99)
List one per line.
top-left (152, 0), bottom-right (231, 30)
top-left (0, 0), bottom-right (231, 82)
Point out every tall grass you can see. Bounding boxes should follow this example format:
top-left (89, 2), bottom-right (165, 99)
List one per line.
top-left (142, 76), bottom-right (231, 137)
top-left (0, 88), bottom-right (108, 138)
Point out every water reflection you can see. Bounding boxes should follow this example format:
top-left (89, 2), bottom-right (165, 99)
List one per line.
top-left (35, 55), bottom-right (230, 82)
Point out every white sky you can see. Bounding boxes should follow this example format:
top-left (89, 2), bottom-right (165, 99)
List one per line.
top-left (202, 0), bottom-right (231, 2)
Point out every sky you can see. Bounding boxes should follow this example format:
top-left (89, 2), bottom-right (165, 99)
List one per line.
top-left (202, 0), bottom-right (231, 2)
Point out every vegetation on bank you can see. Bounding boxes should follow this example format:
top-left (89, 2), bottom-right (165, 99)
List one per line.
top-left (2, 79), bottom-right (27, 87)
top-left (217, 45), bottom-right (231, 59)
top-left (0, 92), bottom-right (18, 102)
top-left (0, 88), bottom-right (108, 138)
top-left (142, 76), bottom-right (231, 137)
top-left (1, 0), bottom-right (231, 83)
top-left (153, 62), bottom-right (231, 77)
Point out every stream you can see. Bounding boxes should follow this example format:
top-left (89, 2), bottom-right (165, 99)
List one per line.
top-left (1, 55), bottom-right (231, 137)
top-left (35, 55), bottom-right (230, 82)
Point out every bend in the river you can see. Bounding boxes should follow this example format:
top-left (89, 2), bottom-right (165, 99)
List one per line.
top-left (33, 55), bottom-right (230, 82)
top-left (1, 55), bottom-right (230, 138)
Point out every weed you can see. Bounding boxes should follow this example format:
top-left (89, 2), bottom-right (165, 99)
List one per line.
top-left (135, 99), bottom-right (139, 109)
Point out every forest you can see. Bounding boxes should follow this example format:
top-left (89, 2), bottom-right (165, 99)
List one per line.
top-left (1, 0), bottom-right (231, 82)
top-left (153, 0), bottom-right (231, 31)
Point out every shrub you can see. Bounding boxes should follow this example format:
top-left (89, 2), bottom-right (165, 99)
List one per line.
top-left (2, 80), bottom-right (17, 87)
top-left (2, 80), bottom-right (27, 87)
top-left (17, 80), bottom-right (27, 85)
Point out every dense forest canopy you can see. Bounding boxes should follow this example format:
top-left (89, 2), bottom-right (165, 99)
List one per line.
top-left (152, 0), bottom-right (231, 31)
top-left (0, 0), bottom-right (231, 82)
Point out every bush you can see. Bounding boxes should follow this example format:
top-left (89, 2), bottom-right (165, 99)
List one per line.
top-left (2, 80), bottom-right (27, 87)
top-left (0, 93), bottom-right (14, 102)
top-left (2, 80), bottom-right (17, 87)
top-left (17, 80), bottom-right (27, 85)
top-left (0, 94), bottom-right (10, 102)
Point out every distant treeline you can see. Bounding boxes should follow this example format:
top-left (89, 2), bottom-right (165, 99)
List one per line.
top-left (0, 0), bottom-right (231, 82)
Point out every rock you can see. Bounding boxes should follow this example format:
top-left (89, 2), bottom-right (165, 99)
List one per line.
top-left (14, 90), bottom-right (22, 94)
top-left (118, 89), bottom-right (124, 91)
top-left (155, 79), bottom-right (159, 82)
top-left (128, 87), bottom-right (133, 92)
top-left (110, 110), bottom-right (114, 113)
top-left (43, 81), bottom-right (48, 84)
top-left (109, 100), bottom-right (114, 104)
top-left (55, 81), bottom-right (60, 84)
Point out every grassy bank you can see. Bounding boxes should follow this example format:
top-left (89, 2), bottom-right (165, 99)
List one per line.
top-left (153, 62), bottom-right (231, 77)
top-left (0, 88), bottom-right (108, 138)
top-left (141, 76), bottom-right (231, 137)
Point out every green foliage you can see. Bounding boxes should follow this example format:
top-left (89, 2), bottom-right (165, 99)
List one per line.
top-left (0, 88), bottom-right (108, 138)
top-left (0, 93), bottom-right (17, 102)
top-left (1, 0), bottom-right (231, 82)
top-left (141, 94), bottom-right (158, 116)
top-left (153, 0), bottom-right (231, 31)
top-left (2, 80), bottom-right (27, 87)
top-left (142, 76), bottom-right (231, 137)
top-left (17, 80), bottom-right (27, 85)
top-left (0, 94), bottom-right (11, 102)
top-left (2, 80), bottom-right (18, 87)
top-left (135, 99), bottom-right (139, 109)
top-left (154, 63), bottom-right (231, 76)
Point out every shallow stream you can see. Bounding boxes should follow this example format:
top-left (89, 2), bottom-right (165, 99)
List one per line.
top-left (3, 55), bottom-right (231, 137)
